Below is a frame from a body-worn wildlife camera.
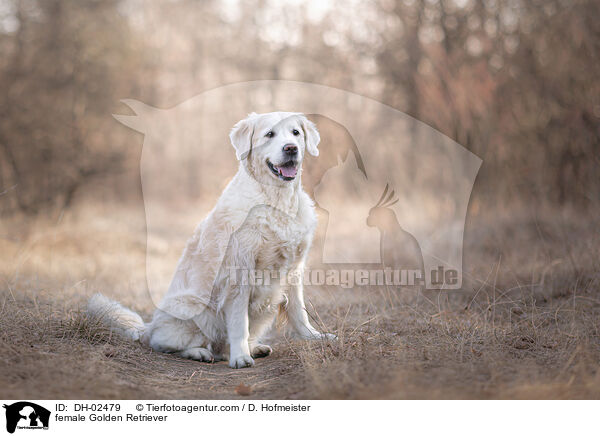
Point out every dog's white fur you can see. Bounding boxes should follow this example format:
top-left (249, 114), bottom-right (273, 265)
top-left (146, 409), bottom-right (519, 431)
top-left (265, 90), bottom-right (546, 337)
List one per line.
top-left (89, 112), bottom-right (334, 369)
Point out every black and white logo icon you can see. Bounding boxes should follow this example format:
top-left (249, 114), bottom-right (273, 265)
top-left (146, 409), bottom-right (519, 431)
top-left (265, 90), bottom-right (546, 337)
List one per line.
top-left (3, 402), bottom-right (50, 434)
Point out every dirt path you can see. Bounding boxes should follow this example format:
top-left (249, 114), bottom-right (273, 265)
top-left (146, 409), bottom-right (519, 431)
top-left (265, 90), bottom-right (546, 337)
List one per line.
top-left (1, 208), bottom-right (599, 399)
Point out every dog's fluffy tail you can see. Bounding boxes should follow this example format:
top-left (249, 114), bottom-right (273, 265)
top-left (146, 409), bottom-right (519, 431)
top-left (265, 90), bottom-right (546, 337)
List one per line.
top-left (87, 293), bottom-right (146, 341)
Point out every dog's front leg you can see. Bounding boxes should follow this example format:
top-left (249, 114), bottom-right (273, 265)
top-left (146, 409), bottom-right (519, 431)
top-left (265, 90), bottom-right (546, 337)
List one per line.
top-left (225, 290), bottom-right (254, 368)
top-left (287, 263), bottom-right (336, 341)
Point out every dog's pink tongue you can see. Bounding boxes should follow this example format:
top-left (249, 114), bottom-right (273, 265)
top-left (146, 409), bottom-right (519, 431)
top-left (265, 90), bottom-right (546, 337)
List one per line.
top-left (279, 165), bottom-right (297, 178)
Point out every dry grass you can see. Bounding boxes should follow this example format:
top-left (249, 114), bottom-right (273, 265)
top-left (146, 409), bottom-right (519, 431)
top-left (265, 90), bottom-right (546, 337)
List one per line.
top-left (0, 202), bottom-right (599, 399)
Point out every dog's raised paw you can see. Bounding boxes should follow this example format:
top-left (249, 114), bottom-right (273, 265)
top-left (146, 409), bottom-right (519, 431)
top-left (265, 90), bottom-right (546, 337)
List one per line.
top-left (229, 355), bottom-right (255, 369)
top-left (251, 344), bottom-right (272, 358)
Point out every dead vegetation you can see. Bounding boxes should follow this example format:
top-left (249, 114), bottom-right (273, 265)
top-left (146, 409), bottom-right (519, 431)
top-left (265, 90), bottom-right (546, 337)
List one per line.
top-left (0, 203), bottom-right (598, 399)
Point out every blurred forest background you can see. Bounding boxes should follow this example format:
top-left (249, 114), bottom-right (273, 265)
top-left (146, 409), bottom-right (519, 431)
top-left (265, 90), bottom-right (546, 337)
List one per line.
top-left (0, 0), bottom-right (598, 215)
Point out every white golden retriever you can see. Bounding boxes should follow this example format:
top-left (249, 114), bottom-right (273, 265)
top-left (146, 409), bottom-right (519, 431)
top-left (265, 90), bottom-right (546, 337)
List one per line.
top-left (89, 112), bottom-right (335, 368)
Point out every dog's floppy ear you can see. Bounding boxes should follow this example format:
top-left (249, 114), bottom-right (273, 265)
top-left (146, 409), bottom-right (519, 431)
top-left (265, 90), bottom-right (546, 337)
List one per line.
top-left (301, 117), bottom-right (320, 157)
top-left (229, 113), bottom-right (256, 160)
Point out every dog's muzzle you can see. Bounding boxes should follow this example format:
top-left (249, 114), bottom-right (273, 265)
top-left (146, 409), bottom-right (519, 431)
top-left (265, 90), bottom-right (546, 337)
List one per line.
top-left (267, 159), bottom-right (298, 181)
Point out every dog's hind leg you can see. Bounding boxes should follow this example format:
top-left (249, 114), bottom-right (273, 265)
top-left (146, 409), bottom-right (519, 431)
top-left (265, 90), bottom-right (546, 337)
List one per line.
top-left (145, 310), bottom-right (212, 362)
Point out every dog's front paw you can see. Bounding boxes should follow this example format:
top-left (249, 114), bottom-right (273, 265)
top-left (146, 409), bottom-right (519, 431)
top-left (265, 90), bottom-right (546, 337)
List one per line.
top-left (312, 332), bottom-right (337, 341)
top-left (229, 354), bottom-right (255, 369)
top-left (301, 330), bottom-right (337, 341)
top-left (251, 344), bottom-right (272, 358)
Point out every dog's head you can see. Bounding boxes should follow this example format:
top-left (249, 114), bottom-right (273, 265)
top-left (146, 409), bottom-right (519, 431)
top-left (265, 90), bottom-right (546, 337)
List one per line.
top-left (229, 112), bottom-right (320, 184)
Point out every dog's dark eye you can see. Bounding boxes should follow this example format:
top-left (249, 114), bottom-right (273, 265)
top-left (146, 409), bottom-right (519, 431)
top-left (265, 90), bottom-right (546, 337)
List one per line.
top-left (265, 131), bottom-right (275, 138)
top-left (292, 129), bottom-right (300, 136)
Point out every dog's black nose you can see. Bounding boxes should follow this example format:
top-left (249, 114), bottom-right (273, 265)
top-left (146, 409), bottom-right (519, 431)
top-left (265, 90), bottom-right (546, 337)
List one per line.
top-left (283, 144), bottom-right (298, 156)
